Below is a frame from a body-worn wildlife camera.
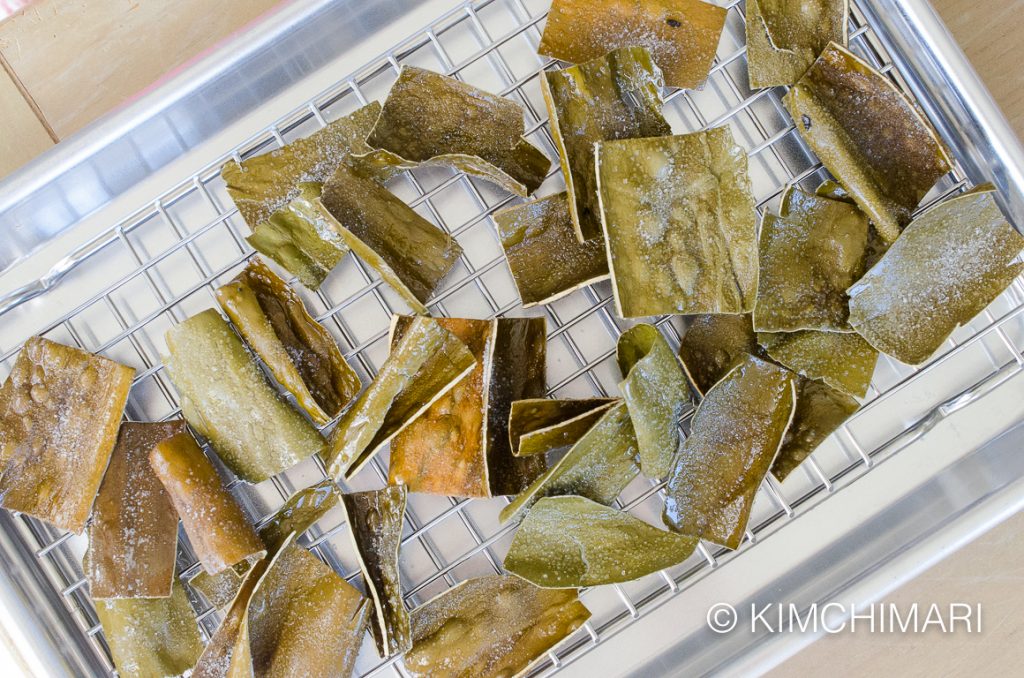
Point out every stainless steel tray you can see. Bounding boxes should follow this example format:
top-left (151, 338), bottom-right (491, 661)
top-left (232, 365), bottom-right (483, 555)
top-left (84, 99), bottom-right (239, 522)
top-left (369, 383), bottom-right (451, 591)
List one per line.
top-left (1, 0), bottom-right (1023, 676)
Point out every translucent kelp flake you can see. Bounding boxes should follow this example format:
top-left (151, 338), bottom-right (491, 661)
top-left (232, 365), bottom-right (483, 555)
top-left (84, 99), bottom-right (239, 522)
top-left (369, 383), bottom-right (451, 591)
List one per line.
top-left (677, 313), bottom-right (761, 396)
top-left (758, 329), bottom-right (878, 398)
top-left (772, 378), bottom-right (859, 482)
top-left (508, 397), bottom-right (617, 458)
top-left (746, 0), bottom-right (848, 89)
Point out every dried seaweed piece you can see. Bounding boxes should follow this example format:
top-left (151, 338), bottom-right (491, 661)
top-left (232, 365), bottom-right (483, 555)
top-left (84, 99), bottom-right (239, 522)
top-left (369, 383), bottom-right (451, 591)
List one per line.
top-left (542, 47), bottom-right (671, 241)
top-left (405, 575), bottom-right (590, 678)
top-left (341, 485), bottom-right (410, 658)
top-left (508, 398), bottom-right (617, 458)
top-left (784, 42), bottom-right (952, 244)
top-left (538, 0), bottom-right (727, 90)
top-left (677, 314), bottom-right (760, 396)
top-left (847, 187), bottom-right (1024, 364)
top-left (0, 337), bottom-right (133, 533)
top-left (663, 355), bottom-right (796, 549)
top-left (192, 562), bottom-right (249, 611)
top-left (327, 315), bottom-right (477, 480)
top-left (746, 0), bottom-right (848, 89)
top-left (500, 401), bottom-right (639, 524)
top-left (358, 66), bottom-right (550, 197)
top-left (617, 324), bottom-right (689, 478)
top-left (505, 496), bottom-right (699, 588)
top-left (389, 316), bottom-right (547, 497)
top-left (96, 578), bottom-right (204, 678)
top-left (86, 421), bottom-right (184, 599)
top-left (597, 128), bottom-right (759, 317)
top-left (772, 378), bottom-right (859, 481)
top-left (494, 193), bottom-right (609, 306)
top-left (164, 309), bottom-right (326, 482)
top-left (758, 330), bottom-right (878, 398)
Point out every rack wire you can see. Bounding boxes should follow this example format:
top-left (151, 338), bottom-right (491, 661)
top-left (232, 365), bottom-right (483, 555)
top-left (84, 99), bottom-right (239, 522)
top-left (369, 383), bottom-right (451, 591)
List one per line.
top-left (2, 0), bottom-right (1024, 675)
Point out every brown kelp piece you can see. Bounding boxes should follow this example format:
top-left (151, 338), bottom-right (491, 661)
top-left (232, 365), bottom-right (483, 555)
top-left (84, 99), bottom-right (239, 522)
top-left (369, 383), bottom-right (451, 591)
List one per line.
top-left (388, 316), bottom-right (547, 497)
top-left (191, 562), bottom-right (250, 611)
top-left (772, 378), bottom-right (859, 482)
top-left (327, 316), bottom-right (477, 481)
top-left (597, 128), bottom-right (759, 317)
top-left (95, 578), bottom-right (204, 678)
top-left (164, 309), bottom-right (326, 483)
top-left (677, 314), bottom-right (760, 396)
top-left (504, 496), bottom-right (699, 588)
top-left (494, 193), bottom-right (609, 306)
top-left (500, 401), bottom-right (640, 524)
top-left (216, 257), bottom-right (360, 425)
top-left (341, 485), bottom-right (410, 658)
top-left (815, 179), bottom-right (890, 269)
top-left (404, 575), bottom-right (590, 678)
top-left (758, 330), bottom-right (878, 398)
top-left (358, 66), bottom-right (550, 197)
top-left (222, 102), bottom-right (383, 230)
top-left (746, 0), bottom-right (848, 89)
top-left (85, 421), bottom-right (184, 599)
top-left (508, 398), bottom-right (618, 458)
top-left (542, 47), bottom-right (671, 241)
top-left (616, 324), bottom-right (690, 478)
top-left (784, 42), bottom-right (952, 244)
top-left (663, 355), bottom-right (796, 549)
top-left (537, 0), bottom-right (727, 90)
top-left (0, 337), bottom-right (133, 533)
top-left (150, 433), bottom-right (265, 575)
top-left (847, 187), bottom-right (1024, 364)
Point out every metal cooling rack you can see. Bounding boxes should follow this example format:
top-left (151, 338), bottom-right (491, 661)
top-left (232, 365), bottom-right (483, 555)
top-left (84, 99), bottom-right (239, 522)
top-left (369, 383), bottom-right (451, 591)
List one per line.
top-left (1, 0), bottom-right (1024, 675)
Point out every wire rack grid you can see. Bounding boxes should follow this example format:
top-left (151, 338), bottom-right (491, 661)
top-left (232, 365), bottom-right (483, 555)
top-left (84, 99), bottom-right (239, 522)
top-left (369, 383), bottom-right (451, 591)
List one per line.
top-left (2, 0), bottom-right (1024, 675)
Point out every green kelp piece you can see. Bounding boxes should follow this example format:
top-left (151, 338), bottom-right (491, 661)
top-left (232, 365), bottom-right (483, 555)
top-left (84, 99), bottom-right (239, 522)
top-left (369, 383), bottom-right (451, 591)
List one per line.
top-left (678, 314), bottom-right (760, 396)
top-left (95, 579), bottom-right (204, 678)
top-left (758, 330), bottom-right (878, 398)
top-left (542, 47), bottom-right (671, 241)
top-left (216, 257), bottom-right (361, 426)
top-left (508, 398), bottom-right (618, 458)
top-left (746, 0), bottom-right (848, 89)
top-left (784, 42), bottom-right (952, 244)
top-left (320, 161), bottom-right (463, 314)
top-left (358, 66), bottom-right (550, 197)
top-left (164, 309), bottom-right (326, 483)
top-left (327, 316), bottom-right (477, 480)
top-left (499, 401), bottom-right (640, 524)
top-left (597, 128), bottom-right (759, 317)
top-left (223, 102), bottom-right (383, 230)
top-left (663, 355), bottom-right (796, 549)
top-left (814, 179), bottom-right (890, 269)
top-left (494, 193), bottom-right (609, 307)
top-left (617, 324), bottom-right (689, 479)
top-left (341, 485), bottom-right (410, 658)
top-left (504, 496), bottom-right (699, 588)
top-left (537, 0), bottom-right (727, 90)
top-left (773, 378), bottom-right (859, 481)
top-left (847, 187), bottom-right (1024, 365)
top-left (192, 561), bottom-right (249, 611)
top-left (405, 575), bottom-right (590, 678)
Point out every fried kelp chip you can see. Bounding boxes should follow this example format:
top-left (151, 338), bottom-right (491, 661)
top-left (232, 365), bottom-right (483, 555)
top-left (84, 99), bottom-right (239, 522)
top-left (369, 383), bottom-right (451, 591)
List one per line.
top-left (357, 66), bottom-right (550, 197)
top-left (341, 485), bottom-right (410, 658)
top-left (597, 128), bottom-right (759, 317)
top-left (217, 257), bottom-right (361, 426)
top-left (95, 578), bottom-right (204, 678)
top-left (405, 575), bottom-right (590, 678)
top-left (222, 102), bottom-right (383, 230)
top-left (505, 496), bottom-right (699, 588)
top-left (508, 398), bottom-right (618, 457)
top-left (538, 0), bottom-right (727, 90)
top-left (617, 324), bottom-right (690, 478)
top-left (164, 309), bottom-right (326, 483)
top-left (86, 421), bottom-right (185, 599)
top-left (389, 317), bottom-right (547, 497)
top-left (746, 0), bottom-right (848, 89)
top-left (0, 337), bottom-right (133, 533)
top-left (150, 433), bottom-right (265, 575)
top-left (494, 193), bottom-right (609, 307)
top-left (784, 42), bottom-right (952, 244)
top-left (542, 46), bottom-right (671, 241)
top-left (678, 314), bottom-right (760, 396)
top-left (772, 378), bottom-right (859, 482)
top-left (327, 316), bottom-right (477, 480)
top-left (663, 355), bottom-right (796, 549)
top-left (758, 330), bottom-right (878, 398)
top-left (847, 187), bottom-right (1024, 364)
top-left (500, 401), bottom-right (640, 524)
